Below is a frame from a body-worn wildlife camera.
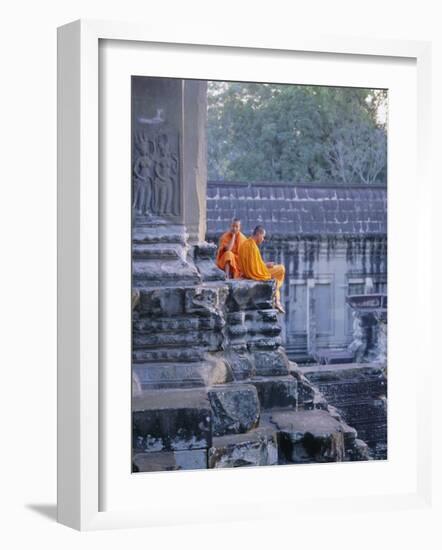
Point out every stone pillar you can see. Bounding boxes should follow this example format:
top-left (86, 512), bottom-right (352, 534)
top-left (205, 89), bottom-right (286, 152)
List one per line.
top-left (346, 295), bottom-right (387, 363)
top-left (183, 80), bottom-right (208, 244)
top-left (131, 76), bottom-right (226, 392)
top-left (131, 77), bottom-right (207, 240)
top-left (132, 76), bottom-right (184, 224)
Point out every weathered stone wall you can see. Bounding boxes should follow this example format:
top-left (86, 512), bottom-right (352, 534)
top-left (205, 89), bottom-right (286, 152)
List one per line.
top-left (262, 236), bottom-right (387, 359)
top-left (132, 265), bottom-right (372, 471)
top-left (303, 364), bottom-right (387, 459)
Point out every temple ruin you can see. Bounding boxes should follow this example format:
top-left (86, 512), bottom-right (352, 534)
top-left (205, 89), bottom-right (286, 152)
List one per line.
top-left (131, 76), bottom-right (386, 472)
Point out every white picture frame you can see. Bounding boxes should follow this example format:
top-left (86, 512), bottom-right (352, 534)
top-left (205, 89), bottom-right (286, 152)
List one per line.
top-left (57, 19), bottom-right (432, 531)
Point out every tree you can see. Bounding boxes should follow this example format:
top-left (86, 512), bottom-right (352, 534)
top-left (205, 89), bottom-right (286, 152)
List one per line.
top-left (207, 82), bottom-right (387, 184)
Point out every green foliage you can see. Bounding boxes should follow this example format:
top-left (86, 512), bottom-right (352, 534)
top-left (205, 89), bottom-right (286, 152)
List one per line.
top-left (207, 81), bottom-right (387, 184)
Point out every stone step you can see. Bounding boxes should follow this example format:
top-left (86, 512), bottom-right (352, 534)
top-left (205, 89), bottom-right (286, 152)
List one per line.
top-left (207, 384), bottom-right (260, 437)
top-left (135, 285), bottom-right (227, 318)
top-left (267, 409), bottom-right (348, 463)
top-left (223, 348), bottom-right (255, 380)
top-left (132, 329), bottom-right (223, 351)
top-left (253, 348), bottom-right (290, 376)
top-left (132, 259), bottom-right (201, 286)
top-left (133, 358), bottom-right (232, 389)
top-left (133, 388), bottom-right (212, 452)
top-left (231, 322), bottom-right (281, 338)
top-left (225, 279), bottom-right (275, 311)
top-left (133, 449), bottom-right (207, 472)
top-left (132, 223), bottom-right (188, 245)
top-left (248, 337), bottom-right (283, 351)
top-left (247, 376), bottom-right (298, 410)
top-left (133, 315), bottom-right (224, 334)
top-left (132, 242), bottom-right (185, 261)
top-left (288, 362), bottom-right (320, 409)
top-left (193, 243), bottom-right (226, 282)
top-left (208, 427), bottom-right (278, 468)
top-left (132, 347), bottom-right (207, 364)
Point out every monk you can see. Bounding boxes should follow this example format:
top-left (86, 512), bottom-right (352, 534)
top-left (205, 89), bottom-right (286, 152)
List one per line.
top-left (216, 218), bottom-right (247, 279)
top-left (238, 225), bottom-right (286, 313)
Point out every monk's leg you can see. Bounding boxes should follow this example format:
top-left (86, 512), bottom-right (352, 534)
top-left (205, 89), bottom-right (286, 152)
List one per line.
top-left (223, 251), bottom-right (240, 279)
top-left (224, 261), bottom-right (232, 279)
top-left (269, 264), bottom-right (286, 312)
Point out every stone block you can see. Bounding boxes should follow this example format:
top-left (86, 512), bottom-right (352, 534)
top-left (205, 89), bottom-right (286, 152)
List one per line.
top-left (225, 280), bottom-right (275, 312)
top-left (208, 384), bottom-right (260, 436)
top-left (185, 285), bottom-right (228, 317)
top-left (138, 287), bottom-right (186, 316)
top-left (133, 259), bottom-right (201, 286)
top-left (132, 347), bottom-right (207, 364)
top-left (133, 355), bottom-right (232, 389)
top-left (270, 410), bottom-right (346, 463)
top-left (132, 329), bottom-right (223, 352)
top-left (248, 337), bottom-right (282, 351)
top-left (250, 376), bottom-right (298, 409)
top-left (132, 223), bottom-right (187, 245)
top-left (132, 242), bottom-right (184, 261)
top-left (193, 242), bottom-right (217, 260)
top-left (133, 388), bottom-right (212, 452)
top-left (208, 428), bottom-right (278, 468)
top-left (341, 421), bottom-right (358, 446)
top-left (253, 349), bottom-right (290, 376)
top-left (193, 243), bottom-right (226, 282)
top-left (256, 309), bottom-right (279, 324)
top-left (244, 309), bottom-right (282, 337)
top-left (133, 449), bottom-right (207, 472)
top-left (248, 323), bottom-right (282, 338)
top-left (224, 348), bottom-right (255, 380)
top-left (195, 258), bottom-right (226, 282)
top-left (226, 323), bottom-right (248, 340)
top-left (227, 312), bottom-right (246, 325)
top-left (346, 439), bottom-right (371, 461)
top-left (288, 362), bottom-right (317, 408)
top-left (133, 315), bottom-right (224, 334)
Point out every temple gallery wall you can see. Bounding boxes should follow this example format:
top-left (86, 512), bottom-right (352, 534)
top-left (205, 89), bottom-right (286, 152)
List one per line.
top-left (131, 76), bottom-right (387, 472)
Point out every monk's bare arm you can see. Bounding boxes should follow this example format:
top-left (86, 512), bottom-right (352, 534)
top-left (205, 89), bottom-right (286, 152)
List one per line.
top-left (225, 233), bottom-right (237, 252)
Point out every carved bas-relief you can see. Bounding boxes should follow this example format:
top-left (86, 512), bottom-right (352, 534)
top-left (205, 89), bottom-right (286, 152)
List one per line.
top-left (132, 131), bottom-right (180, 218)
top-left (132, 133), bottom-right (154, 216)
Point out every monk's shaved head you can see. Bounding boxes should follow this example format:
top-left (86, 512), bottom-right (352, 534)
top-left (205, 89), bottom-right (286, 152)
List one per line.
top-left (252, 225), bottom-right (266, 244)
top-left (253, 225), bottom-right (266, 236)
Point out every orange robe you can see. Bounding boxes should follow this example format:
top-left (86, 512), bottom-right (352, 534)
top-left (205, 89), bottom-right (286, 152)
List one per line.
top-left (216, 231), bottom-right (247, 278)
top-left (238, 237), bottom-right (285, 302)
